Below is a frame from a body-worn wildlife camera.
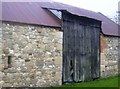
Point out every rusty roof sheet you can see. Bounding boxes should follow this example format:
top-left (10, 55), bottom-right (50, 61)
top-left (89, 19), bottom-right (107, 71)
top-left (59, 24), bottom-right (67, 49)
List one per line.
top-left (1, 2), bottom-right (119, 36)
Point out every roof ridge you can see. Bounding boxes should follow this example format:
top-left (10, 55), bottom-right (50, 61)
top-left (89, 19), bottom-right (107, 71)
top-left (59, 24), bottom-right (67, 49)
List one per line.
top-left (53, 1), bottom-right (98, 14)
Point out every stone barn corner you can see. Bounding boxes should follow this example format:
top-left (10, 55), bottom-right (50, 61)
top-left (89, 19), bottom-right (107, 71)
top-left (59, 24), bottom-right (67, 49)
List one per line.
top-left (0, 1), bottom-right (119, 87)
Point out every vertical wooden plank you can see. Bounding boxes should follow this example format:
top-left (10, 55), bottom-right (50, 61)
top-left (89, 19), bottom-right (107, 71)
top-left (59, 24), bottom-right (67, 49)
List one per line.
top-left (62, 12), bottom-right (71, 82)
top-left (95, 27), bottom-right (100, 78)
top-left (62, 12), bottom-right (76, 82)
top-left (68, 21), bottom-right (74, 82)
top-left (74, 21), bottom-right (80, 82)
top-left (90, 25), bottom-right (94, 79)
top-left (83, 25), bottom-right (86, 81)
top-left (77, 24), bottom-right (82, 82)
top-left (62, 11), bottom-right (101, 83)
top-left (62, 17), bottom-right (68, 82)
top-left (80, 24), bottom-right (85, 81)
top-left (75, 22), bottom-right (82, 82)
top-left (94, 27), bottom-right (98, 78)
top-left (89, 26), bottom-right (92, 80)
top-left (85, 25), bottom-right (92, 81)
top-left (91, 27), bottom-right (100, 79)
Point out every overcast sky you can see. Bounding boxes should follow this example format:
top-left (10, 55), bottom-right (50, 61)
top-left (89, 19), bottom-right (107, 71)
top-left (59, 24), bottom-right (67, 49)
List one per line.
top-left (53, 0), bottom-right (120, 19)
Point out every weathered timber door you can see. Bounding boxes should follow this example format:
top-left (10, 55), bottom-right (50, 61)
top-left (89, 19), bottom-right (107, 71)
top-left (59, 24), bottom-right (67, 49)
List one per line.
top-left (62, 12), bottom-right (101, 83)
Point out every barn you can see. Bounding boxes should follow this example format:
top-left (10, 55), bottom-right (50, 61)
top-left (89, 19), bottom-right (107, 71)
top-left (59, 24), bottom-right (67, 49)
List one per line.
top-left (0, 1), bottom-right (119, 87)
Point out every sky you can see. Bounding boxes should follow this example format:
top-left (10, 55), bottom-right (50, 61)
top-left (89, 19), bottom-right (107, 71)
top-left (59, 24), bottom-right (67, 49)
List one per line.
top-left (53, 0), bottom-right (120, 19)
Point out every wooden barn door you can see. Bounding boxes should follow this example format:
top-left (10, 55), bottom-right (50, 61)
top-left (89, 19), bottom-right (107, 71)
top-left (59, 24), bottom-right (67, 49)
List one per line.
top-left (62, 12), bottom-right (101, 83)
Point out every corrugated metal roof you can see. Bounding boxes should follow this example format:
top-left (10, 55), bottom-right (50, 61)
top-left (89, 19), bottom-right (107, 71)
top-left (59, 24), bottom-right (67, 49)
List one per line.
top-left (41, 2), bottom-right (102, 21)
top-left (1, 2), bottom-right (61, 27)
top-left (1, 2), bottom-right (119, 36)
top-left (98, 13), bottom-right (118, 36)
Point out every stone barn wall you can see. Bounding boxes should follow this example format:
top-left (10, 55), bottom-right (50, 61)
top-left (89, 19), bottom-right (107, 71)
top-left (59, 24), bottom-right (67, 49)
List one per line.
top-left (0, 22), bottom-right (2, 88)
top-left (0, 22), bottom-right (119, 87)
top-left (100, 34), bottom-right (119, 77)
top-left (0, 22), bottom-right (63, 87)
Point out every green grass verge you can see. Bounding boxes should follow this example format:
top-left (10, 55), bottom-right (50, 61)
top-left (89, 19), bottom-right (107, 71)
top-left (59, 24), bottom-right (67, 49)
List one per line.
top-left (61, 75), bottom-right (119, 87)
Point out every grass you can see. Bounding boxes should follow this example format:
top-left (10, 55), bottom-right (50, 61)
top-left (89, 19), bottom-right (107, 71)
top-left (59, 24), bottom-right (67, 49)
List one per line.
top-left (61, 75), bottom-right (119, 87)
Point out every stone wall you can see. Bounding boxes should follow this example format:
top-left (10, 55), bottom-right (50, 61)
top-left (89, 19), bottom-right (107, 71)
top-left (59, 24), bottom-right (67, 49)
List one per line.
top-left (100, 34), bottom-right (119, 77)
top-left (1, 22), bottom-right (119, 87)
top-left (1, 22), bottom-right (63, 87)
top-left (0, 21), bottom-right (2, 88)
